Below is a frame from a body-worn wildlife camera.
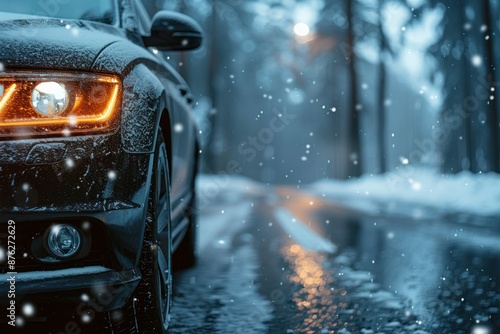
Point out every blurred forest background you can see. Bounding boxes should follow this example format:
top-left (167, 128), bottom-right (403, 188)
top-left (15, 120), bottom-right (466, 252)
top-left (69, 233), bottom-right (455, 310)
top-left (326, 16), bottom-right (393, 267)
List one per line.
top-left (145, 0), bottom-right (500, 184)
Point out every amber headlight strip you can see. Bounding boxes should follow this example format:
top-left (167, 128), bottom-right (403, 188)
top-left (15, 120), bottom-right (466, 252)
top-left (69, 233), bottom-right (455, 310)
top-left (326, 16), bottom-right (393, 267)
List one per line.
top-left (0, 72), bottom-right (121, 138)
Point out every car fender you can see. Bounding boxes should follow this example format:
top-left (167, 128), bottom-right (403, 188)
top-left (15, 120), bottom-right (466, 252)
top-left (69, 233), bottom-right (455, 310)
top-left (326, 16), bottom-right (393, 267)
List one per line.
top-left (120, 63), bottom-right (167, 154)
top-left (92, 41), bottom-right (173, 154)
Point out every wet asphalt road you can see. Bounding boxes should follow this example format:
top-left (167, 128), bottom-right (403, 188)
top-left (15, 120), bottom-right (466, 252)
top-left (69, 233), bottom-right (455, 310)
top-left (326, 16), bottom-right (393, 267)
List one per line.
top-left (170, 181), bottom-right (500, 334)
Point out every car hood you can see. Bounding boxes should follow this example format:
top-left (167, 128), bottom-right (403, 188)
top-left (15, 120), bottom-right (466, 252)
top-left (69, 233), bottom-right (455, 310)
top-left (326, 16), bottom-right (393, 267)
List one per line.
top-left (0, 17), bottom-right (127, 71)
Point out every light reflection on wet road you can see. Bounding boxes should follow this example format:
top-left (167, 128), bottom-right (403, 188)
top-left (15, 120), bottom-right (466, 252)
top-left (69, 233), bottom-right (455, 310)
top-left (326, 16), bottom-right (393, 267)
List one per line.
top-left (170, 182), bottom-right (500, 334)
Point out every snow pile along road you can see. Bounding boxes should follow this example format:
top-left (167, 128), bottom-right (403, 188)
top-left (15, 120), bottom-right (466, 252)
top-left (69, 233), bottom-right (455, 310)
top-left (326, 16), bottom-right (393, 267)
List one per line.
top-left (309, 168), bottom-right (500, 217)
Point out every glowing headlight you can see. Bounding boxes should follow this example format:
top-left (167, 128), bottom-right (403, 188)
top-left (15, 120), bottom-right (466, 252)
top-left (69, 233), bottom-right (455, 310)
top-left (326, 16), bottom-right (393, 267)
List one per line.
top-left (0, 72), bottom-right (121, 137)
top-left (32, 82), bottom-right (69, 116)
top-left (46, 224), bottom-right (81, 258)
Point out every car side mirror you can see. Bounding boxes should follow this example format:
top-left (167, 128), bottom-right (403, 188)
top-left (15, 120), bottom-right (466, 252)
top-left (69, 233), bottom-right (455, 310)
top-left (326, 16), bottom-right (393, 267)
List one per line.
top-left (143, 11), bottom-right (203, 51)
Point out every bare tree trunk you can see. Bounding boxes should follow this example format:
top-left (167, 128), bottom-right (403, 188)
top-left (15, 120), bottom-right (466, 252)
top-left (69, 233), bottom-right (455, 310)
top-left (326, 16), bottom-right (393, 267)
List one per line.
top-left (482, 0), bottom-right (500, 172)
top-left (377, 0), bottom-right (387, 174)
top-left (203, 0), bottom-right (219, 172)
top-left (346, 0), bottom-right (362, 177)
top-left (440, 2), bottom-right (469, 173)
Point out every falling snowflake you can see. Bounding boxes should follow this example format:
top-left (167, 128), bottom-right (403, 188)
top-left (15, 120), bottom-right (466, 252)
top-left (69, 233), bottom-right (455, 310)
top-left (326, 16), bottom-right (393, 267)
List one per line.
top-left (174, 123), bottom-right (184, 133)
top-left (108, 170), bottom-right (117, 180)
top-left (472, 325), bottom-right (491, 334)
top-left (399, 157), bottom-right (409, 165)
top-left (110, 310), bottom-right (124, 323)
top-left (22, 183), bottom-right (30, 192)
top-left (23, 304), bottom-right (35, 317)
top-left (471, 55), bottom-right (482, 67)
top-left (66, 158), bottom-right (75, 168)
top-left (410, 180), bottom-right (422, 191)
top-left (288, 90), bottom-right (305, 105)
top-left (68, 115), bottom-right (77, 126)
top-left (16, 318), bottom-right (25, 327)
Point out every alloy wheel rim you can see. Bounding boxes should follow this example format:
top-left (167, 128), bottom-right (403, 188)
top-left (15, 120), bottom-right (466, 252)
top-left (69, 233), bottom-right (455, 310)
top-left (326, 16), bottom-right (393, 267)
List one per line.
top-left (155, 144), bottom-right (172, 330)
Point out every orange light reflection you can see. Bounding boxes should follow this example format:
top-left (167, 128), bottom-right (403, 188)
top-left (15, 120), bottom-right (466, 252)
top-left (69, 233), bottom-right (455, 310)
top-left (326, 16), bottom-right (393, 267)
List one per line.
top-left (283, 243), bottom-right (349, 333)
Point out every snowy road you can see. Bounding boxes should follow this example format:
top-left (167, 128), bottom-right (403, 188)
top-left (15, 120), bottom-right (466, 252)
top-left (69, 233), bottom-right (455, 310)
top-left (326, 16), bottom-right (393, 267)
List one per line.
top-left (169, 176), bottom-right (500, 334)
top-left (5, 176), bottom-right (499, 333)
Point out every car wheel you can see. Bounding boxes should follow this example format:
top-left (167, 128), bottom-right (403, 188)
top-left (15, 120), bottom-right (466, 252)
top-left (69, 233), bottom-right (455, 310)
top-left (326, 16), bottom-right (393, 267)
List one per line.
top-left (110, 129), bottom-right (172, 334)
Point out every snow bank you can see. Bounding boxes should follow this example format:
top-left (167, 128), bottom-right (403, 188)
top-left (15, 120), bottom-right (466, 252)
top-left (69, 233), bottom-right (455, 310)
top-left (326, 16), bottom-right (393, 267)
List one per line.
top-left (196, 174), bottom-right (267, 208)
top-left (308, 168), bottom-right (500, 217)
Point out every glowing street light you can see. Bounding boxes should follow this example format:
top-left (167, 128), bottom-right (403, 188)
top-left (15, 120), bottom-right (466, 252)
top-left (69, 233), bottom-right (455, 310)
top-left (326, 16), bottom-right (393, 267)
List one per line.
top-left (293, 22), bottom-right (310, 37)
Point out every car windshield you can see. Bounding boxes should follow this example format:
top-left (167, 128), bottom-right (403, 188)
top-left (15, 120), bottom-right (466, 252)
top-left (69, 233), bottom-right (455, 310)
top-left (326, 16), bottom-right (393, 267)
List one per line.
top-left (0, 0), bottom-right (116, 24)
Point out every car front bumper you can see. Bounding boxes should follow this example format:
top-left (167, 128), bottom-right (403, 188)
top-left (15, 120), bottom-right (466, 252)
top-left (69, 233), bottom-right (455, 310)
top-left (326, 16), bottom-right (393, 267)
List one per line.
top-left (0, 266), bottom-right (141, 313)
top-left (0, 131), bottom-right (153, 314)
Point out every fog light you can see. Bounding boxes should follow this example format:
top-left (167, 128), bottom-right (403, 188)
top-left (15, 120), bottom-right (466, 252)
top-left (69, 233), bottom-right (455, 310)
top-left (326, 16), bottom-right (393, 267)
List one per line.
top-left (31, 82), bottom-right (68, 116)
top-left (46, 225), bottom-right (81, 258)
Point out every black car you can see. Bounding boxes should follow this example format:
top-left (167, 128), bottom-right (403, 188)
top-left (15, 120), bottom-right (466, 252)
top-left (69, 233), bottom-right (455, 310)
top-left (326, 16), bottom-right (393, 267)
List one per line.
top-left (0, 0), bottom-right (201, 332)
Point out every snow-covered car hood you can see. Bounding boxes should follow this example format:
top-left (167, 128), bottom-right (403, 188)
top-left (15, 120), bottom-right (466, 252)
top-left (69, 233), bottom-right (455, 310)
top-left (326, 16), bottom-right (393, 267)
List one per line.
top-left (0, 17), bottom-right (127, 71)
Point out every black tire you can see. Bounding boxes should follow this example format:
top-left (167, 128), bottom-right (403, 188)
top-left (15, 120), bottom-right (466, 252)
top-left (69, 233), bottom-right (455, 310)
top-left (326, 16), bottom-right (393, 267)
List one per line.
top-left (172, 196), bottom-right (197, 269)
top-left (110, 129), bottom-right (172, 334)
top-left (172, 144), bottom-right (198, 270)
